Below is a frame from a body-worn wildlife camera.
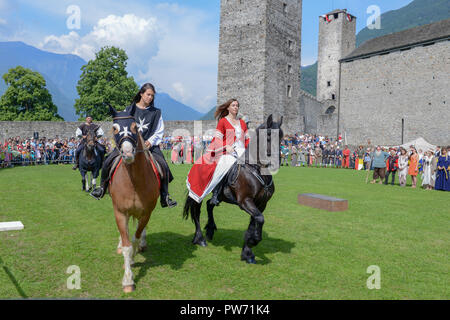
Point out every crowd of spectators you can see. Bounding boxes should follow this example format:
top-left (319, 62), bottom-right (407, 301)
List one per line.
top-left (0, 136), bottom-right (113, 168)
top-left (278, 133), bottom-right (449, 191)
top-left (2, 132), bottom-right (448, 192)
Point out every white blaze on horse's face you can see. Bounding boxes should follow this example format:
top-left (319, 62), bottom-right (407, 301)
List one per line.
top-left (122, 141), bottom-right (135, 164)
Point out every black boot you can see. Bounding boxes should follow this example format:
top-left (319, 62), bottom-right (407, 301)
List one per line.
top-left (210, 179), bottom-right (225, 206)
top-left (90, 182), bottom-right (107, 200)
top-left (160, 194), bottom-right (177, 208)
top-left (89, 150), bottom-right (118, 200)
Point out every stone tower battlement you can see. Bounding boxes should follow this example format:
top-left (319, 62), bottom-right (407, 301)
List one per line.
top-left (217, 0), bottom-right (302, 133)
top-left (316, 9), bottom-right (356, 103)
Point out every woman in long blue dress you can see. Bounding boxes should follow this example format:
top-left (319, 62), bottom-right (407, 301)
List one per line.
top-left (435, 146), bottom-right (450, 191)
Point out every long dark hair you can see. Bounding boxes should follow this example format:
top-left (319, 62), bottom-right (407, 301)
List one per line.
top-left (132, 83), bottom-right (156, 107)
top-left (214, 99), bottom-right (238, 120)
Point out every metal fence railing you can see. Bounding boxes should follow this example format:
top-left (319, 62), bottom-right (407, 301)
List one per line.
top-left (0, 152), bottom-right (76, 169)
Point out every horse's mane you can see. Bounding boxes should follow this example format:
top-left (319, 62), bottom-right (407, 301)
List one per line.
top-left (244, 119), bottom-right (283, 169)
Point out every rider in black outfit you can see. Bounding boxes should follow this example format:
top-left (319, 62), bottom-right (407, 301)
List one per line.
top-left (72, 115), bottom-right (106, 170)
top-left (90, 83), bottom-right (177, 208)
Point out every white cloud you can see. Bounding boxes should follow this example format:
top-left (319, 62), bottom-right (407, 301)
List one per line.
top-left (172, 82), bottom-right (190, 102)
top-left (36, 5), bottom-right (219, 113)
top-left (40, 14), bottom-right (161, 62)
top-left (137, 9), bottom-right (219, 112)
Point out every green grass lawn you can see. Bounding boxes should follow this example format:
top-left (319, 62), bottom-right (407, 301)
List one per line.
top-left (0, 162), bottom-right (448, 299)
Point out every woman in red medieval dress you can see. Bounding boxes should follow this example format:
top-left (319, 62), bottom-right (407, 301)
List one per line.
top-left (186, 99), bottom-right (249, 205)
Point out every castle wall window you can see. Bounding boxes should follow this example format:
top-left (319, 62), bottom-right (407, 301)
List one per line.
top-left (287, 85), bottom-right (292, 98)
top-left (288, 40), bottom-right (293, 50)
top-left (331, 94), bottom-right (336, 100)
top-left (283, 3), bottom-right (287, 14)
top-left (325, 106), bottom-right (336, 114)
top-left (327, 81), bottom-right (331, 87)
top-left (287, 64), bottom-right (292, 73)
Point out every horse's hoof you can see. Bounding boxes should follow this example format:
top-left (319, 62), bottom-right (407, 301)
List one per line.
top-left (244, 257), bottom-right (256, 264)
top-left (117, 248), bottom-right (122, 255)
top-left (194, 240), bottom-right (207, 247)
top-left (123, 285), bottom-right (135, 293)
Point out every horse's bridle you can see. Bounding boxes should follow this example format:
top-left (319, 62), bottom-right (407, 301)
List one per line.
top-left (113, 115), bottom-right (147, 157)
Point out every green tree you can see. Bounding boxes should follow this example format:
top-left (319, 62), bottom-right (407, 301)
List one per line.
top-left (75, 46), bottom-right (139, 121)
top-left (0, 66), bottom-right (63, 121)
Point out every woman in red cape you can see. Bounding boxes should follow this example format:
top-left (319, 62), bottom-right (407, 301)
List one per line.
top-left (187, 99), bottom-right (249, 204)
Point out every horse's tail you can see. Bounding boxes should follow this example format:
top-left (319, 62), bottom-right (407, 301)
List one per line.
top-left (182, 193), bottom-right (200, 222)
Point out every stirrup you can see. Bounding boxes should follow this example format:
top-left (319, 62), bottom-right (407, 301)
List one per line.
top-left (89, 187), bottom-right (104, 200)
top-left (210, 194), bottom-right (220, 206)
top-left (161, 195), bottom-right (177, 208)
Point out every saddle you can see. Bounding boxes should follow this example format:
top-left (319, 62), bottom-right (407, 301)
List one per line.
top-left (108, 149), bottom-right (164, 186)
top-left (221, 163), bottom-right (273, 205)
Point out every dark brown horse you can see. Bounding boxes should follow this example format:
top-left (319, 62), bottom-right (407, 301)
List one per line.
top-left (108, 105), bottom-right (159, 293)
top-left (183, 114), bottom-right (283, 264)
top-left (78, 128), bottom-right (102, 191)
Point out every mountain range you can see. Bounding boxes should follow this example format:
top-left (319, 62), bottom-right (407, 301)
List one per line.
top-left (1, 0), bottom-right (447, 120)
top-left (299, 0), bottom-right (450, 97)
top-left (0, 41), bottom-right (205, 121)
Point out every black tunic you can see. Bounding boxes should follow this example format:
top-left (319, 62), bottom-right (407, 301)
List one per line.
top-left (79, 123), bottom-right (100, 136)
top-left (125, 103), bottom-right (161, 142)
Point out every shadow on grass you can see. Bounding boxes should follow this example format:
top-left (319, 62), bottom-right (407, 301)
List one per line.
top-left (133, 232), bottom-right (198, 284)
top-left (204, 228), bottom-right (296, 265)
top-left (0, 256), bottom-right (28, 298)
top-left (132, 229), bottom-right (295, 285)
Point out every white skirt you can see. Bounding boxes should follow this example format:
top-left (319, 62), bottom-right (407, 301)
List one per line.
top-left (187, 146), bottom-right (245, 203)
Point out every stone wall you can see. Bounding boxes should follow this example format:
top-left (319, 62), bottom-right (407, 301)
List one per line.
top-left (317, 10), bottom-right (356, 103)
top-left (317, 113), bottom-right (338, 138)
top-left (264, 0), bottom-right (303, 134)
top-left (339, 40), bottom-right (450, 146)
top-left (217, 0), bottom-right (267, 128)
top-left (217, 0), bottom-right (302, 133)
top-left (0, 120), bottom-right (217, 141)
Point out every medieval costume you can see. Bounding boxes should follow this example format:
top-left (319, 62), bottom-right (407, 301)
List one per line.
top-left (385, 153), bottom-right (399, 185)
top-left (342, 147), bottom-right (350, 168)
top-left (91, 103), bottom-right (177, 207)
top-left (421, 154), bottom-right (434, 188)
top-left (398, 154), bottom-right (409, 187)
top-left (435, 153), bottom-right (450, 191)
top-left (186, 117), bottom-right (249, 203)
top-left (171, 143), bottom-right (181, 164)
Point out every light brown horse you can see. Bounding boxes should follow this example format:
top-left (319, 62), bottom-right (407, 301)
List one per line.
top-left (108, 105), bottom-right (159, 293)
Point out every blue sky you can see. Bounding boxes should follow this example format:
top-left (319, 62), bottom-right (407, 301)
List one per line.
top-left (0, 0), bottom-right (414, 112)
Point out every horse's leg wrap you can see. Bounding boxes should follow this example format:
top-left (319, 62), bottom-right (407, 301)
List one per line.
top-left (121, 246), bottom-right (135, 287)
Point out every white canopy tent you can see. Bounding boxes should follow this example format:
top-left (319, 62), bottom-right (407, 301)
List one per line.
top-left (399, 137), bottom-right (437, 154)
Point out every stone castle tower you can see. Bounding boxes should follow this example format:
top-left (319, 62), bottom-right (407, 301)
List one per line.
top-left (316, 9), bottom-right (356, 103)
top-left (217, 0), bottom-right (302, 132)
